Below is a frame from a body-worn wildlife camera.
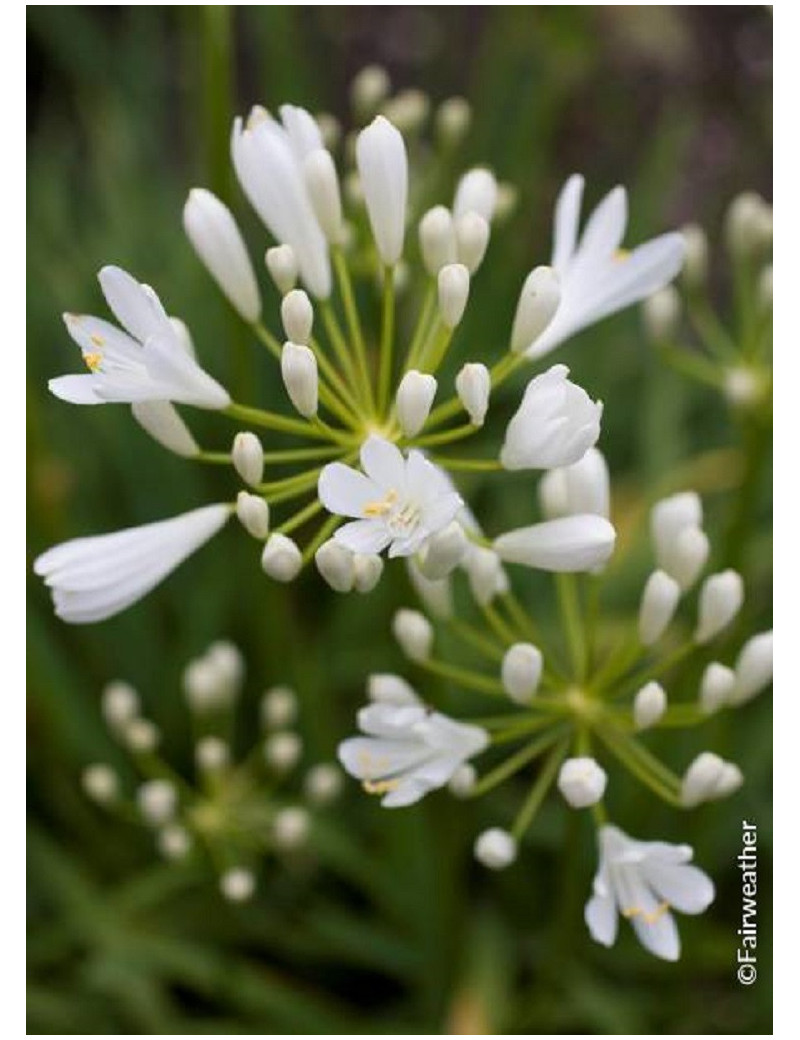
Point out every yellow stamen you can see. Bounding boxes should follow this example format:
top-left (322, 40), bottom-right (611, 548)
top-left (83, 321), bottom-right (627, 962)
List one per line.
top-left (83, 352), bottom-right (103, 372)
top-left (363, 488), bottom-right (398, 518)
top-left (614, 248), bottom-right (631, 262)
top-left (622, 901), bottom-right (670, 925)
top-left (90, 333), bottom-right (105, 347)
top-left (363, 778), bottom-right (400, 795)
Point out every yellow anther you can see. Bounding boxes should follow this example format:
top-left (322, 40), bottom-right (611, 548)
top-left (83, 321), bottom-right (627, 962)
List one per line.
top-left (622, 901), bottom-right (670, 924)
top-left (614, 248), bottom-right (631, 262)
top-left (363, 489), bottom-right (398, 518)
top-left (363, 778), bottom-right (400, 795)
top-left (90, 333), bottom-right (105, 347)
top-left (83, 352), bottom-right (103, 372)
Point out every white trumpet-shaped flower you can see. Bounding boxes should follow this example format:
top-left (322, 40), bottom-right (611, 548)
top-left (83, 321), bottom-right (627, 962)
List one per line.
top-left (231, 106), bottom-right (332, 298)
top-left (337, 687), bottom-right (488, 807)
top-left (528, 175), bottom-right (685, 358)
top-left (34, 504), bottom-right (231, 624)
top-left (318, 436), bottom-right (463, 558)
top-left (500, 365), bottom-right (602, 471)
top-left (49, 267), bottom-right (230, 409)
top-left (585, 825), bottom-right (714, 961)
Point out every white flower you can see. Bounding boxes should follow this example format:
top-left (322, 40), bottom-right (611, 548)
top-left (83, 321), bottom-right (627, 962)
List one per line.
top-left (417, 520), bottom-right (468, 581)
top-left (453, 168), bottom-right (498, 223)
top-left (510, 266), bottom-right (561, 354)
top-left (34, 503), bottom-right (231, 624)
top-left (558, 757), bottom-right (607, 808)
top-left (538, 447), bottom-right (610, 520)
top-left (49, 267), bottom-right (230, 409)
top-left (494, 514), bottom-right (616, 573)
top-left (183, 188), bottom-right (261, 322)
top-left (681, 752), bottom-right (743, 807)
top-left (131, 401), bottom-right (199, 458)
top-left (315, 539), bottom-right (356, 593)
top-left (337, 689), bottom-right (488, 807)
top-left (528, 175), bottom-right (685, 358)
top-left (500, 365), bottom-right (602, 471)
top-left (318, 436), bottom-right (464, 558)
top-left (356, 115), bottom-right (408, 265)
top-left (303, 148), bottom-right (345, 245)
top-left (231, 106), bottom-right (331, 298)
top-left (585, 824), bottom-right (714, 961)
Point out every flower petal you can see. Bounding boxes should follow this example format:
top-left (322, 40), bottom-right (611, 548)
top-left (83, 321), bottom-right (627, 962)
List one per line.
top-left (334, 520), bottom-right (393, 555)
top-left (551, 174), bottom-right (585, 273)
top-left (318, 463), bottom-right (380, 517)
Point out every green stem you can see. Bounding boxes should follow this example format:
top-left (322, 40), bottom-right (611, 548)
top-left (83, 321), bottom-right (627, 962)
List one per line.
top-left (410, 423), bottom-right (477, 449)
top-left (225, 402), bottom-right (332, 441)
top-left (469, 727), bottom-right (566, 798)
top-left (511, 738), bottom-right (569, 840)
top-left (301, 514), bottom-right (342, 564)
top-left (429, 455), bottom-right (500, 472)
top-left (404, 282), bottom-right (437, 372)
top-left (377, 264), bottom-right (396, 414)
top-left (556, 574), bottom-right (586, 682)
top-left (418, 658), bottom-right (504, 697)
top-left (594, 723), bottom-right (681, 806)
top-left (609, 641), bottom-right (694, 703)
top-left (333, 247), bottom-right (375, 412)
top-left (275, 497), bottom-right (324, 536)
top-left (445, 617), bottom-right (505, 662)
top-left (320, 301), bottom-right (365, 408)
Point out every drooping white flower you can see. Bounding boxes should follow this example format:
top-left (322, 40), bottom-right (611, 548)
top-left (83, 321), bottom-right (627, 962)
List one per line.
top-left (585, 825), bottom-right (714, 961)
top-left (355, 115), bottom-right (408, 266)
top-left (49, 267), bottom-right (230, 409)
top-left (231, 106), bottom-right (332, 298)
top-left (34, 503), bottom-right (231, 624)
top-left (337, 689), bottom-right (488, 807)
top-left (318, 436), bottom-right (464, 558)
top-left (528, 175), bottom-right (685, 359)
top-left (494, 514), bottom-right (616, 573)
top-left (500, 365), bottom-right (602, 471)
top-left (538, 447), bottom-right (610, 520)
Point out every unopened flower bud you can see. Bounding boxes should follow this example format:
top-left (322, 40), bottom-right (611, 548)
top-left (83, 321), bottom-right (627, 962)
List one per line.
top-left (303, 149), bottom-right (345, 244)
top-left (633, 681), bottom-right (667, 730)
top-left (281, 289), bottom-right (314, 345)
top-left (353, 553), bottom-right (384, 593)
top-left (510, 266), bottom-right (561, 354)
top-left (273, 806), bottom-right (310, 849)
top-left (206, 641), bottom-right (244, 697)
top-left (418, 521), bottom-right (468, 581)
top-left (122, 718), bottom-right (160, 753)
top-left (699, 662), bottom-right (736, 714)
top-left (220, 867), bottom-right (255, 902)
top-left (351, 65), bottom-right (390, 118)
top-left (730, 631), bottom-right (773, 706)
top-left (466, 546), bottom-right (505, 605)
top-left (474, 827), bottom-right (517, 870)
top-left (725, 191), bottom-right (773, 256)
top-left (538, 448), bottom-right (610, 520)
top-left (232, 431), bottom-right (264, 487)
top-left (195, 736), bottom-right (230, 772)
top-left (651, 491), bottom-right (702, 545)
top-left (261, 685), bottom-right (298, 729)
top-left (183, 188), bottom-right (261, 323)
top-left (694, 570), bottom-right (744, 644)
top-left (266, 244), bottom-right (298, 295)
top-left (419, 206), bottom-right (457, 275)
top-left (437, 263), bottom-right (470, 328)
top-left (264, 731), bottom-right (302, 771)
top-left (236, 491), bottom-right (270, 540)
top-left (681, 223), bottom-right (708, 287)
top-left (495, 182), bottom-right (519, 222)
top-left (261, 533), bottom-right (303, 582)
top-left (367, 673), bottom-right (418, 705)
top-left (81, 764), bottom-right (119, 804)
top-left (392, 609), bottom-right (433, 662)
top-left (661, 525), bottom-right (710, 591)
top-left (501, 643), bottom-right (543, 704)
top-left (158, 824), bottom-right (192, 861)
top-left (315, 111), bottom-right (341, 150)
top-left (557, 757), bottom-right (607, 808)
top-left (453, 168), bottom-right (498, 223)
top-left (281, 342), bottom-right (318, 417)
top-left (356, 115), bottom-right (408, 266)
top-left (638, 570), bottom-right (681, 645)
top-left (102, 681), bottom-right (139, 730)
top-left (382, 89), bottom-right (430, 135)
top-left (642, 286), bottom-right (681, 342)
top-left (132, 401), bottom-right (199, 458)
top-left (455, 212), bottom-right (490, 274)
top-left (494, 515), bottom-right (616, 573)
top-left (758, 264), bottom-right (773, 310)
top-left (435, 96), bottom-right (471, 146)
top-left (455, 362), bottom-right (490, 426)
top-left (723, 366), bottom-right (763, 408)
top-left (304, 763), bottom-right (343, 804)
top-left (396, 370), bottom-right (437, 436)
top-left (681, 751), bottom-right (743, 807)
top-left (315, 539), bottom-right (355, 593)
top-left (137, 779), bottom-right (176, 825)
top-left (448, 763), bottom-right (477, 798)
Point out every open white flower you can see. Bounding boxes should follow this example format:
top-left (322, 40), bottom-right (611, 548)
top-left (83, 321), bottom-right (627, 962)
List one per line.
top-left (231, 105), bottom-right (332, 298)
top-left (527, 175), bottom-right (685, 358)
top-left (318, 436), bottom-right (464, 558)
top-left (337, 686), bottom-right (488, 807)
top-left (585, 824), bottom-right (714, 961)
top-left (49, 267), bottom-right (230, 409)
top-left (34, 504), bottom-right (231, 624)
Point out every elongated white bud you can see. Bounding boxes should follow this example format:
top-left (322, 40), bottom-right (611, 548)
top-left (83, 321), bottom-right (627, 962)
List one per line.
top-left (681, 752), bottom-right (743, 807)
top-left (660, 525), bottom-right (709, 591)
top-left (699, 662), bottom-right (736, 714)
top-left (642, 286), bottom-right (681, 342)
top-left (538, 448), bottom-right (610, 520)
top-left (730, 631), bottom-right (773, 706)
top-left (304, 763), bottom-right (343, 804)
top-left (633, 681), bottom-right (667, 730)
top-left (220, 867), bottom-right (256, 902)
top-left (281, 341), bottom-right (318, 417)
top-left (474, 827), bottom-right (517, 870)
top-left (351, 65), bottom-right (390, 117)
top-left (382, 88), bottom-right (430, 134)
top-left (448, 763), bottom-right (477, 798)
top-left (681, 223), bottom-right (708, 287)
top-left (236, 491), bottom-right (270, 540)
top-left (102, 680), bottom-right (139, 729)
top-left (466, 546), bottom-right (505, 605)
top-left (356, 115), bottom-right (408, 265)
top-left (501, 643), bottom-right (543, 704)
top-left (418, 206), bottom-right (456, 275)
top-left (196, 735), bottom-right (230, 772)
top-left (353, 553), bottom-right (384, 593)
top-left (207, 641), bottom-right (244, 697)
top-left (651, 491), bottom-right (702, 545)
top-left (725, 192), bottom-right (773, 256)
top-left (367, 673), bottom-right (419, 705)
top-left (418, 521), bottom-right (468, 581)
top-left (261, 533), bottom-right (302, 582)
top-left (273, 806), bottom-right (310, 850)
top-left (392, 608), bottom-right (433, 662)
top-left (183, 188), bottom-right (261, 323)
top-left (494, 515), bottom-right (616, 573)
top-left (694, 570), bottom-right (744, 644)
top-left (396, 370), bottom-right (437, 436)
top-left (455, 362), bottom-right (490, 426)
top-left (407, 557), bottom-right (453, 618)
top-left (132, 402), bottom-right (199, 458)
top-left (557, 757), bottom-right (607, 808)
top-left (82, 764), bottom-right (119, 804)
top-left (454, 168), bottom-right (498, 223)
top-left (137, 779), bottom-right (177, 825)
top-left (232, 431), bottom-right (264, 487)
top-left (303, 149), bottom-right (345, 244)
top-left (510, 266), bottom-right (561, 354)
top-left (266, 244), bottom-right (298, 295)
top-left (260, 685), bottom-right (297, 729)
top-left (436, 96), bottom-right (471, 146)
top-left (315, 539), bottom-right (355, 593)
top-left (281, 290), bottom-right (314, 345)
top-left (638, 570), bottom-right (681, 645)
top-left (264, 731), bottom-right (302, 771)
top-left (455, 212), bottom-right (490, 274)
top-left (438, 263), bottom-right (470, 328)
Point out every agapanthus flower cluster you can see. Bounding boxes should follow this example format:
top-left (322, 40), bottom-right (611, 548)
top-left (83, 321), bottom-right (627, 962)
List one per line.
top-left (337, 465), bottom-right (772, 961)
top-left (35, 69), bottom-right (683, 623)
top-left (80, 641), bottom-right (342, 902)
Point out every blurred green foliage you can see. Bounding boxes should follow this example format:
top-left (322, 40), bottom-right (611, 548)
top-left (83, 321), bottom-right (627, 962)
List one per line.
top-left (28, 6), bottom-right (771, 1033)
